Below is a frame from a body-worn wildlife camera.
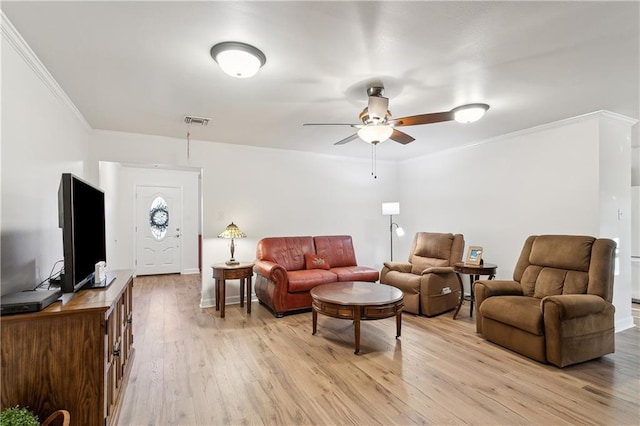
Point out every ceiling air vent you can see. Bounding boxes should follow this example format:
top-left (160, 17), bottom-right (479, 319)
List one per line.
top-left (184, 115), bottom-right (211, 126)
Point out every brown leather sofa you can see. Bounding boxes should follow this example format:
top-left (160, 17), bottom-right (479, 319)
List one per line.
top-left (475, 235), bottom-right (616, 367)
top-left (254, 235), bottom-right (379, 317)
top-left (380, 232), bottom-right (465, 316)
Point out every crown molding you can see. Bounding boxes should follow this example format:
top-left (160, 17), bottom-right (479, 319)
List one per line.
top-left (403, 110), bottom-right (638, 163)
top-left (597, 110), bottom-right (639, 126)
top-left (1, 11), bottom-right (91, 132)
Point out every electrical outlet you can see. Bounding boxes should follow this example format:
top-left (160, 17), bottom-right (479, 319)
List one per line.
top-left (442, 287), bottom-right (451, 294)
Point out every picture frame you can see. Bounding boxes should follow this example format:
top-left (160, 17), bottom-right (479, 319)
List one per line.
top-left (465, 246), bottom-right (484, 266)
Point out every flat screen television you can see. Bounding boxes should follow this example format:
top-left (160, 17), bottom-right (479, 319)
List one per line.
top-left (58, 173), bottom-right (107, 293)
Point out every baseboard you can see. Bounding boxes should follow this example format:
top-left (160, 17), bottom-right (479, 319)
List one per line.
top-left (615, 316), bottom-right (635, 333)
top-left (200, 297), bottom-right (215, 309)
top-left (182, 268), bottom-right (200, 275)
top-left (200, 295), bottom-right (256, 309)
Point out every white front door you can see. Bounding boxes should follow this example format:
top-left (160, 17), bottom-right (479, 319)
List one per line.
top-left (135, 186), bottom-right (182, 275)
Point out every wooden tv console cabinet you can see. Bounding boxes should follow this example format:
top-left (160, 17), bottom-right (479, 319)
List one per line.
top-left (1, 269), bottom-right (134, 426)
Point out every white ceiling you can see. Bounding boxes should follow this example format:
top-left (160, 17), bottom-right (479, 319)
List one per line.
top-left (2, 1), bottom-right (638, 160)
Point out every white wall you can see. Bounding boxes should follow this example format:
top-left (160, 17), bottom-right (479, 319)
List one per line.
top-left (97, 162), bottom-right (201, 275)
top-left (98, 161), bottom-right (121, 273)
top-left (631, 124), bottom-right (639, 186)
top-left (599, 114), bottom-right (635, 330)
top-left (87, 130), bottom-right (399, 307)
top-left (631, 187), bottom-right (640, 300)
top-left (1, 15), bottom-right (91, 295)
top-left (632, 125), bottom-right (639, 300)
top-left (398, 113), bottom-right (635, 331)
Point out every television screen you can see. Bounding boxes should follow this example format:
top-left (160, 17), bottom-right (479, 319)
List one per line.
top-left (58, 173), bottom-right (107, 293)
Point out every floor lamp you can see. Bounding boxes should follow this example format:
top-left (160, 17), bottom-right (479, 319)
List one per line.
top-left (382, 202), bottom-right (405, 261)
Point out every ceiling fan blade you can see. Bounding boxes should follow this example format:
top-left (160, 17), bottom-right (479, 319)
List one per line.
top-left (389, 129), bottom-right (415, 145)
top-left (388, 111), bottom-right (454, 127)
top-left (334, 133), bottom-right (360, 145)
top-left (368, 96), bottom-right (389, 121)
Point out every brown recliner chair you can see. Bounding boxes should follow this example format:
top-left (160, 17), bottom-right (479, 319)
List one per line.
top-left (475, 235), bottom-right (616, 367)
top-left (380, 232), bottom-right (464, 316)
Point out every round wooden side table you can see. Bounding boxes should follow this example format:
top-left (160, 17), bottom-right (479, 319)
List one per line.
top-left (452, 262), bottom-right (497, 319)
top-left (211, 262), bottom-right (254, 318)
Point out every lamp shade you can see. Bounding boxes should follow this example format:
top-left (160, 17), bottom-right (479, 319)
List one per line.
top-left (358, 125), bottom-right (394, 144)
top-left (210, 42), bottom-right (266, 79)
top-left (452, 103), bottom-right (490, 123)
top-left (217, 222), bottom-right (246, 239)
top-left (382, 202), bottom-right (400, 216)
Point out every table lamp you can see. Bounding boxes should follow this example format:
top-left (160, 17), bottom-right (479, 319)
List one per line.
top-left (217, 222), bottom-right (246, 265)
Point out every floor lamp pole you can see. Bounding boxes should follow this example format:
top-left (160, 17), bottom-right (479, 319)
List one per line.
top-left (389, 215), bottom-right (394, 261)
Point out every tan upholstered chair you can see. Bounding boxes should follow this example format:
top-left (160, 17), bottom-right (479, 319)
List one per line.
top-left (380, 232), bottom-right (464, 316)
top-left (475, 235), bottom-right (616, 367)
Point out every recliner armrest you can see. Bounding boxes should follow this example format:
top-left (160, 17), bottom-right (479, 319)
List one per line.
top-left (421, 266), bottom-right (453, 275)
top-left (474, 280), bottom-right (523, 334)
top-left (541, 294), bottom-right (610, 319)
top-left (383, 261), bottom-right (412, 273)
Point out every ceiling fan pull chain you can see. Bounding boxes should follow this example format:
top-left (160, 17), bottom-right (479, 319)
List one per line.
top-left (186, 130), bottom-right (191, 160)
top-left (371, 142), bottom-right (377, 179)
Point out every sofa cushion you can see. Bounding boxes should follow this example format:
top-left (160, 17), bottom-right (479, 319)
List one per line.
top-left (256, 236), bottom-right (314, 272)
top-left (409, 233), bottom-right (453, 274)
top-left (529, 235), bottom-right (594, 272)
top-left (521, 266), bottom-right (590, 298)
top-left (532, 268), bottom-right (590, 298)
top-left (410, 257), bottom-right (449, 275)
top-left (413, 232), bottom-right (454, 259)
top-left (532, 267), bottom-right (567, 298)
top-left (331, 266), bottom-right (380, 282)
top-left (314, 235), bottom-right (358, 268)
top-left (305, 253), bottom-right (330, 270)
top-left (287, 269), bottom-right (337, 293)
top-left (480, 296), bottom-right (543, 336)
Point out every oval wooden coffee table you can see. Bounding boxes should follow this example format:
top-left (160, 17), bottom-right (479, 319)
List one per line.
top-left (310, 282), bottom-right (404, 354)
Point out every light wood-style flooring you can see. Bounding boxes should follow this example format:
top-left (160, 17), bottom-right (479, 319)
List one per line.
top-left (118, 274), bottom-right (640, 425)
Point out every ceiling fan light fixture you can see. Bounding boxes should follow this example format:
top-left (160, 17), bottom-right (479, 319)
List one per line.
top-left (210, 41), bottom-right (266, 79)
top-left (452, 103), bottom-right (490, 123)
top-left (358, 125), bottom-right (394, 144)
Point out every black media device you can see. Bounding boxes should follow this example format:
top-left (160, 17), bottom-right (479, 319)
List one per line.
top-left (58, 173), bottom-right (108, 293)
top-left (0, 289), bottom-right (62, 316)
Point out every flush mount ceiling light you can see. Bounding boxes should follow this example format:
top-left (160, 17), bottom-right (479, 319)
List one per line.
top-left (210, 41), bottom-right (266, 78)
top-left (451, 103), bottom-right (490, 124)
top-left (357, 125), bottom-right (394, 144)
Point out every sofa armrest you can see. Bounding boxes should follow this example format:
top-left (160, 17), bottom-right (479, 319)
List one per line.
top-left (474, 280), bottom-right (523, 334)
top-left (541, 294), bottom-right (611, 320)
top-left (253, 259), bottom-right (291, 315)
top-left (383, 261), bottom-right (412, 273)
top-left (254, 259), bottom-right (287, 280)
top-left (421, 266), bottom-right (454, 275)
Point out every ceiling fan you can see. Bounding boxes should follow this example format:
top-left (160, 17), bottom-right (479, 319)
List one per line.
top-left (303, 85), bottom-right (489, 146)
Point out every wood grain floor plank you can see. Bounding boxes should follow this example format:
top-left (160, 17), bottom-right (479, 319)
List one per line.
top-left (118, 274), bottom-right (640, 425)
